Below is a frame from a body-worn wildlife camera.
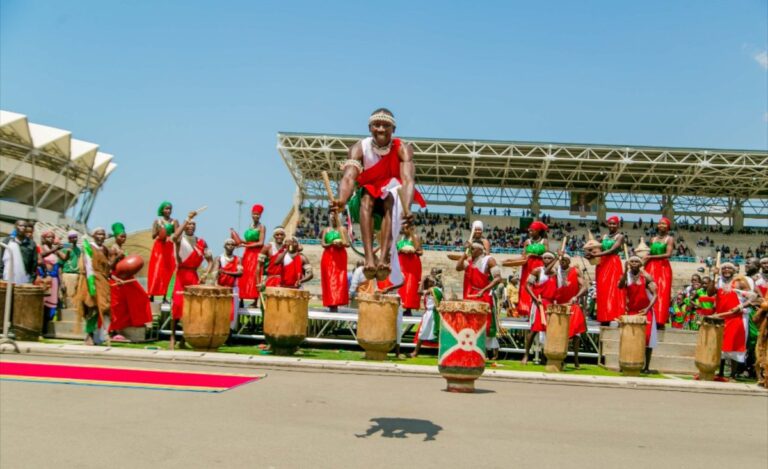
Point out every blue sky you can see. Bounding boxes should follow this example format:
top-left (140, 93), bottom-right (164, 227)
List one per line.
top-left (2, 0), bottom-right (766, 245)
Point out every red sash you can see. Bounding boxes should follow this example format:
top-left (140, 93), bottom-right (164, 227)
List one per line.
top-left (626, 275), bottom-right (651, 313)
top-left (282, 254), bottom-right (303, 288)
top-left (217, 255), bottom-right (240, 288)
top-left (462, 258), bottom-right (492, 308)
top-left (357, 138), bottom-right (426, 207)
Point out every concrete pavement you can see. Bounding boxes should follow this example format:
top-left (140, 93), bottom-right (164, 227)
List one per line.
top-left (1, 353), bottom-right (766, 469)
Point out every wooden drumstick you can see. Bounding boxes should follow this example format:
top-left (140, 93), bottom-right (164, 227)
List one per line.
top-left (321, 171), bottom-right (350, 246)
top-left (559, 236), bottom-right (568, 258)
top-left (623, 244), bottom-right (630, 262)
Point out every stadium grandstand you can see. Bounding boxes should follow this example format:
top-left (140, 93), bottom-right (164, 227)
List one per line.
top-left (278, 132), bottom-right (768, 292)
top-left (0, 110), bottom-right (116, 237)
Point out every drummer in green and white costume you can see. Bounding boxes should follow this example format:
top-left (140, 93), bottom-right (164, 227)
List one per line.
top-left (410, 275), bottom-right (443, 358)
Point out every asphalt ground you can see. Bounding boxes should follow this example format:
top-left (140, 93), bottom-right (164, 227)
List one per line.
top-left (1, 354), bottom-right (766, 469)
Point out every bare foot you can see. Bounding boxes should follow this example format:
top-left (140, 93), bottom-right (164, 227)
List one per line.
top-left (375, 263), bottom-right (391, 281)
top-left (521, 356), bottom-right (528, 366)
top-left (363, 262), bottom-right (377, 280)
top-left (409, 351), bottom-right (418, 358)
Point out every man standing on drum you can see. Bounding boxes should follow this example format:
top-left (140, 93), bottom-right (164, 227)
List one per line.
top-left (330, 108), bottom-right (426, 284)
top-left (456, 241), bottom-right (503, 359)
top-left (619, 256), bottom-right (658, 374)
top-left (170, 212), bottom-right (214, 350)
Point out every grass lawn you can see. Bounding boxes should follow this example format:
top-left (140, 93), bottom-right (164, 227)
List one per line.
top-left (40, 339), bottom-right (669, 378)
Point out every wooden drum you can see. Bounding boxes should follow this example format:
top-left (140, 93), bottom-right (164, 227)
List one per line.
top-left (5, 283), bottom-right (46, 341)
top-left (695, 316), bottom-right (724, 381)
top-left (619, 314), bottom-right (647, 376)
top-left (437, 300), bottom-right (489, 393)
top-left (263, 287), bottom-right (310, 355)
top-left (544, 304), bottom-right (572, 372)
top-left (182, 285), bottom-right (233, 351)
top-left (357, 293), bottom-right (400, 360)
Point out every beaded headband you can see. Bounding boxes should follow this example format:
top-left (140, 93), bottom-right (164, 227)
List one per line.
top-left (368, 113), bottom-right (396, 127)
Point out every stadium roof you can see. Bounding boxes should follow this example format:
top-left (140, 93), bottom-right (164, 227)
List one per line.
top-left (277, 132), bottom-right (768, 202)
top-left (0, 110), bottom-right (116, 230)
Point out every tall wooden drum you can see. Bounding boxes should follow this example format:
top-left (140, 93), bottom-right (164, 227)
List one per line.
top-left (437, 300), bottom-right (489, 393)
top-left (357, 293), bottom-right (400, 360)
top-left (263, 287), bottom-right (310, 355)
top-left (544, 304), bottom-right (572, 372)
top-left (182, 285), bottom-right (233, 351)
top-left (619, 314), bottom-right (647, 376)
top-left (7, 284), bottom-right (46, 341)
top-left (695, 316), bottom-right (724, 381)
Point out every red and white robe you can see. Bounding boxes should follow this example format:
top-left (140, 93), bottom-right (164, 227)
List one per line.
top-left (715, 277), bottom-right (749, 363)
top-left (398, 250), bottom-right (422, 310)
top-left (217, 254), bottom-right (240, 321)
top-left (528, 268), bottom-right (557, 337)
top-left (281, 253), bottom-right (303, 288)
top-left (462, 255), bottom-right (496, 338)
top-left (554, 266), bottom-right (587, 338)
top-left (624, 273), bottom-right (657, 348)
top-left (358, 137), bottom-right (426, 285)
top-left (171, 236), bottom-right (206, 320)
top-left (264, 243), bottom-right (285, 288)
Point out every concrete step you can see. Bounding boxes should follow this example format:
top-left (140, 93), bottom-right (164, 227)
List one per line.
top-left (51, 320), bottom-right (83, 338)
top-left (603, 353), bottom-right (698, 374)
top-left (601, 327), bottom-right (698, 345)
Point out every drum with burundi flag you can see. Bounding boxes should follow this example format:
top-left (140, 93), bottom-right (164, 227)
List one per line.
top-left (437, 300), bottom-right (489, 393)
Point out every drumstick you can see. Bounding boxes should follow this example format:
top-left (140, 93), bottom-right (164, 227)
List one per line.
top-left (623, 244), bottom-right (630, 262)
top-left (321, 171), bottom-right (351, 246)
top-left (559, 236), bottom-right (567, 257)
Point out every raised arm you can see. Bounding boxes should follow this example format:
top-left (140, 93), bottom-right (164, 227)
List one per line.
top-left (333, 143), bottom-right (363, 209)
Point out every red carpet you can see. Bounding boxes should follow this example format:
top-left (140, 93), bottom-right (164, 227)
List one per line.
top-left (0, 361), bottom-right (263, 393)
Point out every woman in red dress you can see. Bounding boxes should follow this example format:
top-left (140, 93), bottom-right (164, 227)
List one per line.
top-left (147, 201), bottom-right (178, 303)
top-left (644, 217), bottom-right (675, 329)
top-left (397, 229), bottom-right (423, 315)
top-left (232, 204), bottom-right (266, 307)
top-left (585, 216), bottom-right (626, 325)
top-left (109, 222), bottom-right (153, 337)
top-left (518, 221), bottom-right (549, 318)
top-left (320, 217), bottom-right (349, 311)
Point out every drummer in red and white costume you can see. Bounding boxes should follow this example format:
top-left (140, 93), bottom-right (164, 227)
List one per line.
top-left (170, 213), bottom-right (214, 349)
top-left (470, 220), bottom-right (491, 255)
top-left (619, 256), bottom-right (658, 374)
top-left (456, 241), bottom-right (503, 358)
top-left (707, 262), bottom-right (756, 380)
top-left (213, 239), bottom-right (243, 323)
top-left (259, 227), bottom-right (288, 288)
top-left (521, 252), bottom-right (558, 365)
top-left (553, 253), bottom-right (588, 368)
top-left (281, 237), bottom-right (313, 289)
top-left (330, 108), bottom-right (426, 283)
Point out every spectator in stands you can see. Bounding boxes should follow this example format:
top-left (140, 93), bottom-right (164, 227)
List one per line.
top-left (504, 275), bottom-right (519, 317)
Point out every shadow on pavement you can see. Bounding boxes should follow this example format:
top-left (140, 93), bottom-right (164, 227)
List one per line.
top-left (355, 417), bottom-right (443, 441)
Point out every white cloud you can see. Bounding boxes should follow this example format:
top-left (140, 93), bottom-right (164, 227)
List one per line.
top-left (755, 50), bottom-right (768, 69)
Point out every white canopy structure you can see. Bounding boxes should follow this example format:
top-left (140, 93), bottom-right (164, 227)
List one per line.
top-left (0, 110), bottom-right (116, 235)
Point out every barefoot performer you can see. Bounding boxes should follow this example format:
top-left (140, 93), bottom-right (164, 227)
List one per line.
top-left (585, 215), bottom-right (626, 325)
top-left (456, 241), bottom-right (503, 357)
top-left (76, 227), bottom-right (112, 346)
top-left (708, 262), bottom-right (753, 380)
top-left (521, 252), bottom-right (558, 365)
top-left (518, 221), bottom-right (549, 318)
top-left (411, 275), bottom-right (443, 358)
top-left (644, 217), bottom-right (674, 329)
top-left (147, 202), bottom-right (179, 302)
top-left (170, 210), bottom-right (214, 349)
top-left (553, 253), bottom-right (588, 368)
top-left (108, 223), bottom-right (152, 335)
top-left (232, 204), bottom-right (266, 306)
top-left (282, 238), bottom-right (313, 289)
top-left (320, 216), bottom-right (350, 311)
top-left (213, 239), bottom-right (243, 288)
top-left (619, 256), bottom-right (658, 374)
top-left (330, 108), bottom-right (426, 283)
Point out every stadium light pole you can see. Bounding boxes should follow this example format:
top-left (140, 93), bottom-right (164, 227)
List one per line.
top-left (236, 200), bottom-right (244, 233)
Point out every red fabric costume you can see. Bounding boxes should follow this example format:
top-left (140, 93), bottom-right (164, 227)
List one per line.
top-left (147, 230), bottom-right (176, 296)
top-left (596, 253), bottom-right (625, 323)
top-left (282, 253), bottom-right (303, 288)
top-left (715, 279), bottom-right (747, 358)
top-left (216, 255), bottom-right (240, 288)
top-left (398, 251), bottom-right (422, 309)
top-left (529, 269), bottom-right (557, 333)
top-left (624, 273), bottom-right (655, 346)
top-left (321, 245), bottom-right (348, 307)
top-left (463, 256), bottom-right (494, 334)
top-left (110, 276), bottom-right (153, 332)
top-left (265, 243), bottom-right (285, 288)
top-left (239, 245), bottom-right (261, 300)
top-left (171, 237), bottom-right (206, 320)
top-left (554, 266), bottom-right (587, 338)
top-left (356, 138), bottom-right (426, 207)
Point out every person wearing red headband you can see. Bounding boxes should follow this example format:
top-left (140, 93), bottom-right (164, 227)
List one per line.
top-left (585, 215), bottom-right (626, 325)
top-left (644, 217), bottom-right (675, 329)
top-left (518, 220), bottom-right (549, 318)
top-left (231, 204), bottom-right (266, 307)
